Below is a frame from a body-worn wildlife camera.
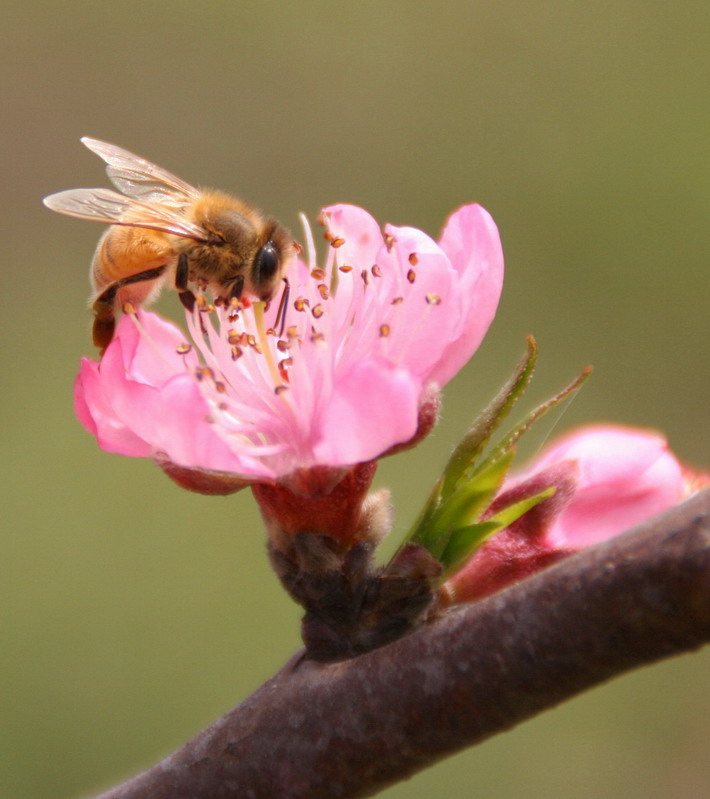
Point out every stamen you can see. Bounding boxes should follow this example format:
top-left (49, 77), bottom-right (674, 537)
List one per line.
top-left (339, 265), bottom-right (353, 273)
top-left (407, 269), bottom-right (416, 284)
top-left (299, 212), bottom-right (317, 273)
top-left (312, 304), bottom-right (325, 319)
top-left (294, 297), bottom-right (310, 312)
top-left (176, 342), bottom-right (192, 355)
top-left (408, 253), bottom-right (418, 266)
top-left (317, 284), bottom-right (330, 300)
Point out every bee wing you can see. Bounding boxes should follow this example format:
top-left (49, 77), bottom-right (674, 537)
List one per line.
top-left (81, 137), bottom-right (201, 208)
top-left (43, 188), bottom-right (210, 241)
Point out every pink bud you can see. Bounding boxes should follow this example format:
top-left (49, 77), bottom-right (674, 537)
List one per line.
top-left (446, 425), bottom-right (707, 604)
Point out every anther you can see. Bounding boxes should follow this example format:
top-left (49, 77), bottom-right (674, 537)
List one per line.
top-left (275, 385), bottom-right (289, 395)
top-left (425, 293), bottom-right (442, 305)
top-left (371, 265), bottom-right (383, 278)
top-left (312, 304), bottom-right (325, 319)
top-left (231, 346), bottom-right (243, 361)
top-left (391, 296), bottom-right (404, 305)
top-left (339, 265), bottom-right (353, 273)
top-left (317, 284), bottom-right (330, 300)
top-left (176, 343), bottom-right (192, 355)
top-left (408, 253), bottom-right (419, 266)
top-left (384, 233), bottom-right (395, 251)
top-left (407, 269), bottom-right (416, 284)
top-left (276, 340), bottom-right (290, 352)
top-left (294, 297), bottom-right (310, 312)
top-left (122, 302), bottom-right (137, 315)
top-left (379, 324), bottom-right (391, 338)
top-left (311, 268), bottom-right (326, 281)
top-left (330, 237), bottom-right (345, 248)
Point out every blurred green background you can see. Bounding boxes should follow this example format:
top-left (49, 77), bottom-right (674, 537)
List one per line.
top-left (3, 2), bottom-right (709, 797)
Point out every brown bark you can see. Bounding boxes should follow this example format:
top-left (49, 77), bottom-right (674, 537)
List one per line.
top-left (95, 487), bottom-right (710, 799)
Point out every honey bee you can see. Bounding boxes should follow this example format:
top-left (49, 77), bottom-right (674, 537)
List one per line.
top-left (44, 137), bottom-right (294, 351)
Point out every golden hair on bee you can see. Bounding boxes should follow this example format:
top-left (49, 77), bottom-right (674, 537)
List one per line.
top-left (43, 137), bottom-right (294, 351)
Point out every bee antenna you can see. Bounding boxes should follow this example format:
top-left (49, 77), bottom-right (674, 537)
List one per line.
top-left (275, 278), bottom-right (290, 338)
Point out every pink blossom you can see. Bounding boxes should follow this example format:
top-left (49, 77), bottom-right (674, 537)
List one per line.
top-left (446, 425), bottom-right (707, 603)
top-left (75, 204), bottom-right (503, 486)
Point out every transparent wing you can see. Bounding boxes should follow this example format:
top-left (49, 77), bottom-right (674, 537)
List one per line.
top-left (81, 137), bottom-right (201, 208)
top-left (43, 188), bottom-right (210, 240)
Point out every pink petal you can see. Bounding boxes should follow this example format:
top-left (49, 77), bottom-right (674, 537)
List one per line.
top-left (524, 425), bottom-right (686, 549)
top-left (313, 359), bottom-right (421, 465)
top-left (321, 204), bottom-right (384, 268)
top-left (74, 358), bottom-right (152, 457)
top-left (429, 204), bottom-right (504, 386)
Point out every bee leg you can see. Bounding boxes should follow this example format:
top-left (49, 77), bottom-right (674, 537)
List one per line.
top-left (230, 274), bottom-right (245, 300)
top-left (175, 253), bottom-right (196, 312)
top-left (91, 265), bottom-right (169, 353)
top-left (92, 286), bottom-right (118, 352)
top-left (274, 278), bottom-right (290, 337)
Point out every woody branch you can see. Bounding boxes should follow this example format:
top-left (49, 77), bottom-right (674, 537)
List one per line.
top-left (95, 487), bottom-right (710, 799)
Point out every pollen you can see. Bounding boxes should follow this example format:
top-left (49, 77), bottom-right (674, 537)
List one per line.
top-left (384, 233), bottom-right (395, 251)
top-left (231, 346), bottom-right (243, 361)
top-left (391, 296), bottom-right (404, 305)
top-left (311, 268), bottom-right (326, 281)
top-left (276, 339), bottom-right (290, 353)
top-left (408, 253), bottom-right (419, 266)
top-left (176, 342), bottom-right (192, 355)
top-left (286, 325), bottom-right (300, 340)
top-left (339, 265), bottom-right (353, 273)
top-left (330, 237), bottom-right (345, 248)
top-left (294, 297), bottom-right (310, 312)
top-left (379, 324), bottom-right (391, 338)
top-left (425, 293), bottom-right (442, 305)
top-left (407, 269), bottom-right (416, 284)
top-left (312, 304), bottom-right (325, 319)
top-left (122, 302), bottom-right (137, 315)
top-left (317, 283), bottom-right (330, 300)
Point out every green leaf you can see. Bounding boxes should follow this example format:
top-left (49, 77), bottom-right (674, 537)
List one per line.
top-left (413, 449), bottom-right (515, 559)
top-left (438, 521), bottom-right (501, 574)
top-left (471, 365), bottom-right (593, 480)
top-left (440, 485), bottom-right (557, 577)
top-left (441, 336), bottom-right (538, 499)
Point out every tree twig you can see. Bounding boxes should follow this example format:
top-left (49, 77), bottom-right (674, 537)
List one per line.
top-left (94, 487), bottom-right (710, 799)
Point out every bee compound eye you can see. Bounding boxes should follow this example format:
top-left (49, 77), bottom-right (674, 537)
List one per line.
top-left (253, 240), bottom-right (280, 285)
